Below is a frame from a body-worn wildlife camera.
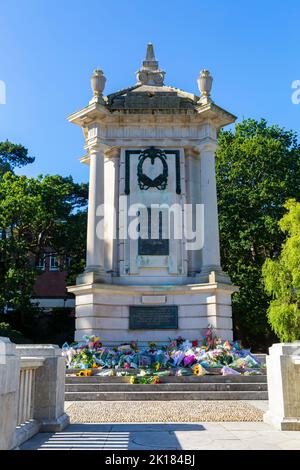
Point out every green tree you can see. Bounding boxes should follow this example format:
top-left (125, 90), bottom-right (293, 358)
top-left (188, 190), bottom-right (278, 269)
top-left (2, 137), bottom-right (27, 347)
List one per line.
top-left (0, 172), bottom-right (88, 316)
top-left (216, 118), bottom-right (300, 348)
top-left (0, 141), bottom-right (34, 175)
top-left (263, 199), bottom-right (300, 341)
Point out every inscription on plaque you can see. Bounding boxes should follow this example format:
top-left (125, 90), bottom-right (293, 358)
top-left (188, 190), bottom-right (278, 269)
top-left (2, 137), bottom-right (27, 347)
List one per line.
top-left (129, 306), bottom-right (178, 330)
top-left (138, 208), bottom-right (169, 256)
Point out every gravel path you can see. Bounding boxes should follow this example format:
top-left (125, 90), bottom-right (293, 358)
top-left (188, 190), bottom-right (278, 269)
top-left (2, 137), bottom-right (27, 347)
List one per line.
top-left (66, 400), bottom-right (263, 423)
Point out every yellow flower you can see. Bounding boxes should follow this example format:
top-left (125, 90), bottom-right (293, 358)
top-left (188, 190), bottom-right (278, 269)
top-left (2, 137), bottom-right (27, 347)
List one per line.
top-left (76, 369), bottom-right (92, 377)
top-left (152, 376), bottom-right (160, 384)
top-left (193, 364), bottom-right (206, 376)
top-left (92, 363), bottom-right (98, 369)
top-left (155, 362), bottom-right (160, 371)
top-left (130, 376), bottom-right (138, 384)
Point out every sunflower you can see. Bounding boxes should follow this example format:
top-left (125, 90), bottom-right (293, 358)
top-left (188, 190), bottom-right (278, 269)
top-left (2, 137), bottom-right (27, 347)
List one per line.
top-left (193, 364), bottom-right (206, 376)
top-left (130, 376), bottom-right (138, 384)
top-left (76, 369), bottom-right (92, 377)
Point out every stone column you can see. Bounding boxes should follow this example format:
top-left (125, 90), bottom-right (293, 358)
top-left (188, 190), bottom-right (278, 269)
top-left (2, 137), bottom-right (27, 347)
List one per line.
top-left (16, 345), bottom-right (69, 432)
top-left (184, 147), bottom-right (201, 275)
top-left (198, 140), bottom-right (221, 278)
top-left (79, 143), bottom-right (106, 284)
top-left (0, 337), bottom-right (20, 450)
top-left (264, 342), bottom-right (300, 430)
top-left (104, 147), bottom-right (120, 274)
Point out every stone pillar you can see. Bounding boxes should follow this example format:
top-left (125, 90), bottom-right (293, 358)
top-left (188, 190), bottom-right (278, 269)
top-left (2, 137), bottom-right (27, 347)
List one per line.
top-left (79, 144), bottom-right (106, 284)
top-left (104, 147), bottom-right (120, 274)
top-left (198, 140), bottom-right (221, 276)
top-left (184, 147), bottom-right (201, 275)
top-left (16, 345), bottom-right (69, 432)
top-left (264, 342), bottom-right (300, 431)
top-left (0, 337), bottom-right (20, 450)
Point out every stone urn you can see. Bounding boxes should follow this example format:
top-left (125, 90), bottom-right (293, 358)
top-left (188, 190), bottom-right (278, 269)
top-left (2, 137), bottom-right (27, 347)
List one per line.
top-left (91, 69), bottom-right (106, 98)
top-left (197, 69), bottom-right (213, 97)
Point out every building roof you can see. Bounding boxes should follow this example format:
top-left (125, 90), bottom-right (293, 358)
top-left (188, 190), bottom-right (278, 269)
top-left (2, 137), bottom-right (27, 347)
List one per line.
top-left (68, 43), bottom-right (237, 128)
top-left (107, 83), bottom-right (198, 111)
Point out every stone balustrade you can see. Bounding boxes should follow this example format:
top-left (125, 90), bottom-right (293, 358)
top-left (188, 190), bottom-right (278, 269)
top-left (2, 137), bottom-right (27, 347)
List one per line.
top-left (0, 338), bottom-right (69, 450)
top-left (17, 357), bottom-right (44, 426)
top-left (264, 342), bottom-right (300, 431)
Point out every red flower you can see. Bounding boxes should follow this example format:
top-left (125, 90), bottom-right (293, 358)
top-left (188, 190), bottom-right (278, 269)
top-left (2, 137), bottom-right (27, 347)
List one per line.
top-left (192, 340), bottom-right (198, 347)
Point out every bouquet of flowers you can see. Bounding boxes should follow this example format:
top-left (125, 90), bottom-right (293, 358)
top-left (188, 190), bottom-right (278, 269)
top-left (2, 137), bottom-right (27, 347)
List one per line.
top-left (62, 325), bottom-right (262, 376)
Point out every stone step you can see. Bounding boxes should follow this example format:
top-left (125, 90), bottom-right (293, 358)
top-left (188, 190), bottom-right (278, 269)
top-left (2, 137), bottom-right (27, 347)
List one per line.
top-left (66, 375), bottom-right (267, 384)
top-left (66, 374), bottom-right (267, 384)
top-left (66, 382), bottom-right (267, 392)
top-left (65, 390), bottom-right (268, 401)
top-left (254, 354), bottom-right (267, 364)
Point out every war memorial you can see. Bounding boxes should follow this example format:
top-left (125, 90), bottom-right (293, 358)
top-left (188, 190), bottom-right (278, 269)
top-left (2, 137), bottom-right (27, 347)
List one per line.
top-left (67, 44), bottom-right (237, 344)
top-left (1, 43), bottom-right (300, 452)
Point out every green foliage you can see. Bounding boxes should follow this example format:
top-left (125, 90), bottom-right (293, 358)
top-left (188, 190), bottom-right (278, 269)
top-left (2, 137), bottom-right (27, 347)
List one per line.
top-left (0, 141), bottom-right (34, 175)
top-left (48, 307), bottom-right (75, 345)
top-left (0, 172), bottom-right (87, 315)
top-left (0, 305), bottom-right (75, 346)
top-left (0, 322), bottom-right (31, 344)
top-left (263, 200), bottom-right (300, 341)
top-left (216, 118), bottom-right (300, 347)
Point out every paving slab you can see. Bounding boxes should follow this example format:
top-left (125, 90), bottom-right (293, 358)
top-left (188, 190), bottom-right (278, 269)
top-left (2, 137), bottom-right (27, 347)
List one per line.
top-left (198, 439), bottom-right (251, 450)
top-left (221, 421), bottom-right (272, 430)
top-left (20, 419), bottom-right (300, 450)
top-left (278, 440), bottom-right (300, 450)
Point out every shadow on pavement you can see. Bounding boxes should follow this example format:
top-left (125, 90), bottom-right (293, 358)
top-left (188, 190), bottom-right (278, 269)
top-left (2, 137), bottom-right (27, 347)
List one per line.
top-left (20, 423), bottom-right (205, 450)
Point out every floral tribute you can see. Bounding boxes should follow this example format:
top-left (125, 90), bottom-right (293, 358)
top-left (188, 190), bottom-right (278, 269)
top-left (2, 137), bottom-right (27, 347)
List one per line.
top-left (63, 326), bottom-right (263, 382)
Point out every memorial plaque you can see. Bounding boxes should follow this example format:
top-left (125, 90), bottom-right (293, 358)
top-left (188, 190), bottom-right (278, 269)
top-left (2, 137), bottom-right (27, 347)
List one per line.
top-left (129, 306), bottom-right (178, 330)
top-left (138, 207), bottom-right (169, 256)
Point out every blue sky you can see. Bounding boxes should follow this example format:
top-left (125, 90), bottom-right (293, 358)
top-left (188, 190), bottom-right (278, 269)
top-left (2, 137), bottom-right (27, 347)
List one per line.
top-left (0, 0), bottom-right (299, 183)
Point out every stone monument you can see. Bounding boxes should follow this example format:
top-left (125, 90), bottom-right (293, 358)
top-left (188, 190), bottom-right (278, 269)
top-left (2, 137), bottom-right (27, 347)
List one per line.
top-left (68, 44), bottom-right (237, 344)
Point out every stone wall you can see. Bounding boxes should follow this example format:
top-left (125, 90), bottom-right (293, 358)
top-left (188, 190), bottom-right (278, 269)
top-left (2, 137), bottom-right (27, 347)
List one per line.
top-left (0, 338), bottom-right (69, 450)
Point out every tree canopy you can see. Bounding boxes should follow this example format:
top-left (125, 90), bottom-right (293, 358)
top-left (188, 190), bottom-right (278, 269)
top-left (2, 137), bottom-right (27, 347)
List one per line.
top-left (0, 141), bottom-right (35, 175)
top-left (263, 199), bottom-right (300, 342)
top-left (216, 118), bottom-right (300, 347)
top-left (0, 172), bottom-right (88, 313)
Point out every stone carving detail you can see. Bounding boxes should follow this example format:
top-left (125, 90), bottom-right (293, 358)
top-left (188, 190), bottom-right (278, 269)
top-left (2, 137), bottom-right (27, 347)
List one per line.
top-left (90, 69), bottom-right (106, 104)
top-left (136, 43), bottom-right (165, 86)
top-left (197, 69), bottom-right (213, 105)
top-left (197, 69), bottom-right (213, 97)
top-left (137, 147), bottom-right (168, 191)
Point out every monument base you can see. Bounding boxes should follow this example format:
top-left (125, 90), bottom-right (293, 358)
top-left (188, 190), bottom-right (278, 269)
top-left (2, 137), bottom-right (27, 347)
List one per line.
top-left (68, 276), bottom-right (237, 344)
top-left (264, 412), bottom-right (300, 431)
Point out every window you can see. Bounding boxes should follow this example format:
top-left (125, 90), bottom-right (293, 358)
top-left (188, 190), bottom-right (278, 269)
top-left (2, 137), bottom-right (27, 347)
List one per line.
top-left (36, 256), bottom-right (46, 271)
top-left (49, 254), bottom-right (59, 271)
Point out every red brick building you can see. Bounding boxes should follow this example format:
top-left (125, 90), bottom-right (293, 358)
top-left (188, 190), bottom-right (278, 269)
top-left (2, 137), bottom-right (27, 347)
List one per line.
top-left (32, 253), bottom-right (75, 310)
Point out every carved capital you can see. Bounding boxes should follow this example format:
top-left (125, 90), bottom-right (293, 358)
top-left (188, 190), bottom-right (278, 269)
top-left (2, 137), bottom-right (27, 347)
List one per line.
top-left (184, 146), bottom-right (199, 159)
top-left (197, 138), bottom-right (218, 154)
top-left (105, 147), bottom-right (121, 159)
top-left (85, 141), bottom-right (110, 156)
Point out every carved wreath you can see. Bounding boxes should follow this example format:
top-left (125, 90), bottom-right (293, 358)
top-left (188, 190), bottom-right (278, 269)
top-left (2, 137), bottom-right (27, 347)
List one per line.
top-left (137, 147), bottom-right (168, 190)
